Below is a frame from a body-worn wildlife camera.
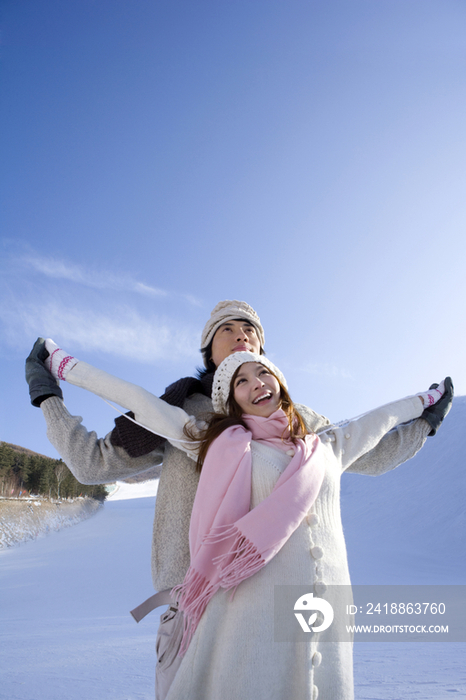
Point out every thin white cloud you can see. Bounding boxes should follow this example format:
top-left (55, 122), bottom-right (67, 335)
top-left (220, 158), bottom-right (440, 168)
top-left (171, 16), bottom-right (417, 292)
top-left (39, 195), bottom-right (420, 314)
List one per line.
top-left (0, 298), bottom-right (199, 364)
top-left (1, 245), bottom-right (205, 308)
top-left (14, 252), bottom-right (203, 306)
top-left (22, 255), bottom-right (169, 298)
top-left (133, 282), bottom-right (168, 298)
top-left (181, 293), bottom-right (203, 308)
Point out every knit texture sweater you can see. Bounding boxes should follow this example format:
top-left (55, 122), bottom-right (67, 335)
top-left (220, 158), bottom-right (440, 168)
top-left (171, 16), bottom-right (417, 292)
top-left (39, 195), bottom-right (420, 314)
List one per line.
top-left (163, 393), bottom-right (424, 700)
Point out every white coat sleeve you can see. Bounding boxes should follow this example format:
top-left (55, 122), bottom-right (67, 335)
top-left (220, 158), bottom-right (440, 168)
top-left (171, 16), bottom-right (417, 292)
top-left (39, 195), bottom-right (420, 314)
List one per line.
top-left (320, 395), bottom-right (425, 473)
top-left (66, 361), bottom-right (200, 460)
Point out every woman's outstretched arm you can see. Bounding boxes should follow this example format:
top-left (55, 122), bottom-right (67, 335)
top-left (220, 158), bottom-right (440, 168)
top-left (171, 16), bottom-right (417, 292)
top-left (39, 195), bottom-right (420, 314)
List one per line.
top-left (44, 339), bottom-right (200, 460)
top-left (320, 387), bottom-right (447, 473)
top-left (25, 338), bottom-right (167, 483)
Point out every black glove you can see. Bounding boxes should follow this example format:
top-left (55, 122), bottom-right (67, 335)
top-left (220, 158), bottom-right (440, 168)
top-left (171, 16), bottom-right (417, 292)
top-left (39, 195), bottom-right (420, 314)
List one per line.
top-left (25, 337), bottom-right (63, 407)
top-left (421, 376), bottom-right (454, 436)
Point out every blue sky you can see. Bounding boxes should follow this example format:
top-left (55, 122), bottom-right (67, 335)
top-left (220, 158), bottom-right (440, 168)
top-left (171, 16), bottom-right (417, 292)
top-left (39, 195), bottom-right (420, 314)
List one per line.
top-left (1, 0), bottom-right (465, 458)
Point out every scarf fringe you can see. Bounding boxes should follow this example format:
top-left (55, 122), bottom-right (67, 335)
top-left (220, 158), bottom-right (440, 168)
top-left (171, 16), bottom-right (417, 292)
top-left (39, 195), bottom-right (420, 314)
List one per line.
top-left (213, 528), bottom-right (266, 589)
top-left (171, 567), bottom-right (219, 656)
top-left (171, 528), bottom-right (266, 656)
top-left (202, 523), bottom-right (238, 544)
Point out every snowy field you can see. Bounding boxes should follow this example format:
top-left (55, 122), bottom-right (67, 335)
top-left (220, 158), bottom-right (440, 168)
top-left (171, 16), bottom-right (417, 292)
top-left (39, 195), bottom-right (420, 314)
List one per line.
top-left (0, 481), bottom-right (159, 700)
top-left (1, 400), bottom-right (465, 699)
top-left (0, 497), bottom-right (102, 549)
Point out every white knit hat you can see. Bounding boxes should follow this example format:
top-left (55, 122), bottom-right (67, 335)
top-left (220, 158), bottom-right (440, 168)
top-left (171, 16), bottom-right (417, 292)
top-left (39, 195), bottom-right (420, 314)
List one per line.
top-left (201, 300), bottom-right (265, 366)
top-left (212, 351), bottom-right (287, 415)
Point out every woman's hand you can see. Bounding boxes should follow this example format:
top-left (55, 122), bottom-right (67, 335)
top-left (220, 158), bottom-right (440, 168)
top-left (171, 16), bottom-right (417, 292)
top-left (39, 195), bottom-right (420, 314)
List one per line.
top-left (44, 339), bottom-right (79, 381)
top-left (417, 380), bottom-right (446, 407)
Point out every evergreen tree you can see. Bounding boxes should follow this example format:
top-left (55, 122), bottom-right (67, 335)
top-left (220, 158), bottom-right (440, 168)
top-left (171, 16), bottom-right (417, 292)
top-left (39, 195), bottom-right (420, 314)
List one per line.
top-left (0, 442), bottom-right (107, 501)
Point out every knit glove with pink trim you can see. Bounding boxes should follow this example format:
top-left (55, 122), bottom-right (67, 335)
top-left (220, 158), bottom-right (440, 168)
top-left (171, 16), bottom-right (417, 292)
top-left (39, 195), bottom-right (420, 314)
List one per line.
top-left (417, 380), bottom-right (445, 408)
top-left (44, 339), bottom-right (79, 381)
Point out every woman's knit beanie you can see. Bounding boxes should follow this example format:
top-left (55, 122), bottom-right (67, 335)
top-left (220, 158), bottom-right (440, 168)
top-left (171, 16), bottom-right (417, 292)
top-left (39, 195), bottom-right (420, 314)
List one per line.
top-left (201, 300), bottom-right (265, 367)
top-left (212, 351), bottom-right (287, 415)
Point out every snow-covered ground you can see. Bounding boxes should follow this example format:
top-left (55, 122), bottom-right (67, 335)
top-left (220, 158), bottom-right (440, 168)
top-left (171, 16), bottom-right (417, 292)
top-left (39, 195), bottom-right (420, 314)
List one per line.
top-left (1, 400), bottom-right (465, 699)
top-left (0, 497), bottom-right (102, 549)
top-left (0, 481), bottom-right (159, 700)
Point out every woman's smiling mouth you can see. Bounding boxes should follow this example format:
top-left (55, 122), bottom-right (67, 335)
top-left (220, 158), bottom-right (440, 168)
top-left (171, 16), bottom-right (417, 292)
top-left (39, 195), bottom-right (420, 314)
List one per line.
top-left (252, 391), bottom-right (272, 405)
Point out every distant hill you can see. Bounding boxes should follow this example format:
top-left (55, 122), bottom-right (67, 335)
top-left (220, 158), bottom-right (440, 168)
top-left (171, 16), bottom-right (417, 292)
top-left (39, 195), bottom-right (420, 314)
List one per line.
top-left (3, 441), bottom-right (157, 486)
top-left (0, 441), bottom-right (107, 501)
top-left (2, 442), bottom-right (54, 460)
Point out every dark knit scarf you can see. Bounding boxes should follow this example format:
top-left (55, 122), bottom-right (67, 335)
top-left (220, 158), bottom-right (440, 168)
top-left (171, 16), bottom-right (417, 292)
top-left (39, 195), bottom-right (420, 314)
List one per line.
top-left (110, 371), bottom-right (214, 458)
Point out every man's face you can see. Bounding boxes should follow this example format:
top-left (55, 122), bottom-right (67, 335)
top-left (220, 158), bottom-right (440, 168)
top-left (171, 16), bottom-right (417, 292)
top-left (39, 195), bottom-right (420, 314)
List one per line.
top-left (210, 319), bottom-right (261, 367)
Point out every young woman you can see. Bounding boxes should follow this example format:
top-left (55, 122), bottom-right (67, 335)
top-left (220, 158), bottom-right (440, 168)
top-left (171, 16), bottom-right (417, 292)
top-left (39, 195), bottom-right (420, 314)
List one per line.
top-left (40, 340), bottom-right (450, 700)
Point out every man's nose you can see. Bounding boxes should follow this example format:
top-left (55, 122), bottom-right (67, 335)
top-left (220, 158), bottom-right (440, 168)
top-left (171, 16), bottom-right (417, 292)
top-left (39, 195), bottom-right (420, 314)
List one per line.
top-left (236, 328), bottom-right (248, 341)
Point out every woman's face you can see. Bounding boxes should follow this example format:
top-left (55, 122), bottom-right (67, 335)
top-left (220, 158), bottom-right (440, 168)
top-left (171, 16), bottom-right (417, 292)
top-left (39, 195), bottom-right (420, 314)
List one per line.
top-left (232, 362), bottom-right (281, 417)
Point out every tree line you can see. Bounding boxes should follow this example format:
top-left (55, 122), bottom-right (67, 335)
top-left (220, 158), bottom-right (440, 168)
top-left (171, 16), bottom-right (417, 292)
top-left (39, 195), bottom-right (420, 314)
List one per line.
top-left (0, 442), bottom-right (107, 501)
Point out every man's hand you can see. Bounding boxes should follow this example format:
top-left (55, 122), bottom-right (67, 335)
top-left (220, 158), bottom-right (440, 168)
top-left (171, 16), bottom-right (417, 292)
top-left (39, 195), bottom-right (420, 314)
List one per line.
top-left (421, 377), bottom-right (454, 436)
top-left (25, 337), bottom-right (63, 407)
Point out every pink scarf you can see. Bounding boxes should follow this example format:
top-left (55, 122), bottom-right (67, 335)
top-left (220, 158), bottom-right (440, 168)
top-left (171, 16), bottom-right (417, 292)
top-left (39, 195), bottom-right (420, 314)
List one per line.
top-left (171, 409), bottom-right (325, 655)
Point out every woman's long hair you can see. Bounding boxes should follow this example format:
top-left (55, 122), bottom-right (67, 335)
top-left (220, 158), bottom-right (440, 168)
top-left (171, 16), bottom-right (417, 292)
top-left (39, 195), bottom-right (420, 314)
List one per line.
top-left (184, 365), bottom-right (309, 472)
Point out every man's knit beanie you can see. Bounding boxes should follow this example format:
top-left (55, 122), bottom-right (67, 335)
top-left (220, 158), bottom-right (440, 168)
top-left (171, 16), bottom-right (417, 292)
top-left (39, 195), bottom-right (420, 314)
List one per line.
top-left (201, 300), bottom-right (265, 367)
top-left (212, 351), bottom-right (287, 415)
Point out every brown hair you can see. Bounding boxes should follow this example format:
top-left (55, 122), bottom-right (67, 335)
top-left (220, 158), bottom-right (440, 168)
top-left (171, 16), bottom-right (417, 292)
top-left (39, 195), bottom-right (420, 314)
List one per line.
top-left (184, 364), bottom-right (309, 472)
